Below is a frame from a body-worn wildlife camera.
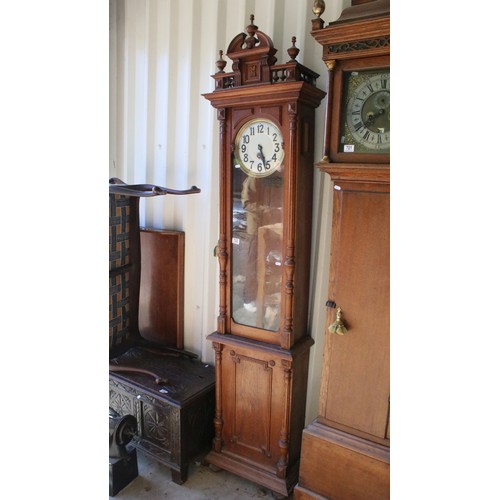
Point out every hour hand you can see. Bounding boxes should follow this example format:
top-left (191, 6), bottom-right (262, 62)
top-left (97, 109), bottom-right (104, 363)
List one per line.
top-left (257, 144), bottom-right (266, 165)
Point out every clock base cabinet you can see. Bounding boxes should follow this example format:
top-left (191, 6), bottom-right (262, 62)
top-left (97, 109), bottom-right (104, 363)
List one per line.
top-left (205, 333), bottom-right (313, 497)
top-left (294, 420), bottom-right (389, 500)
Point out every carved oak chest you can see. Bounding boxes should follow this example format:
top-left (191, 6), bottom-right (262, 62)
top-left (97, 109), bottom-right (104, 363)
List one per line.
top-left (109, 348), bottom-right (215, 484)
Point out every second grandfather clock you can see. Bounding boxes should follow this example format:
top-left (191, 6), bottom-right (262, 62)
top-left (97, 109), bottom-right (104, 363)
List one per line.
top-left (295, 1), bottom-right (390, 499)
top-left (203, 16), bottom-right (325, 498)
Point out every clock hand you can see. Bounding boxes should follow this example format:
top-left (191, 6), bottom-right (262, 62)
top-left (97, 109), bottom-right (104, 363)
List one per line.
top-left (366, 108), bottom-right (385, 125)
top-left (257, 144), bottom-right (266, 165)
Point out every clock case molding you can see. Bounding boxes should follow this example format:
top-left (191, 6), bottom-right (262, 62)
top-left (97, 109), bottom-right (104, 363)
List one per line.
top-left (203, 17), bottom-right (325, 497)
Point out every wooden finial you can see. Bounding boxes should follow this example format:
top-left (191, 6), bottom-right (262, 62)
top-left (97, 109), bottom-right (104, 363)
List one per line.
top-left (246, 14), bottom-right (258, 34)
top-left (215, 50), bottom-right (227, 73)
top-left (245, 14), bottom-right (259, 49)
top-left (287, 36), bottom-right (300, 62)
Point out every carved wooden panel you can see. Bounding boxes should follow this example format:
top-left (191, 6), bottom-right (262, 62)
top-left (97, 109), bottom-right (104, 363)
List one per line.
top-left (229, 351), bottom-right (274, 457)
top-left (109, 379), bottom-right (137, 417)
top-left (220, 345), bottom-right (284, 466)
top-left (243, 61), bottom-right (261, 83)
top-left (141, 398), bottom-right (175, 449)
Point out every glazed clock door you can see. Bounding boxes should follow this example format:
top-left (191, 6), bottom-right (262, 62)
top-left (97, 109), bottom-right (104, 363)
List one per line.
top-left (231, 136), bottom-right (285, 333)
top-left (319, 179), bottom-right (390, 443)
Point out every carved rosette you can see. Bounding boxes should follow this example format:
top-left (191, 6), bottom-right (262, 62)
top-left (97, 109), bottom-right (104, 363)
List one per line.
top-left (143, 403), bottom-right (171, 444)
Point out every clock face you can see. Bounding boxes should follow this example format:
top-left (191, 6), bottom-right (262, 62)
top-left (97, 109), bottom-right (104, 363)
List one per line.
top-left (339, 69), bottom-right (390, 154)
top-left (234, 118), bottom-right (285, 177)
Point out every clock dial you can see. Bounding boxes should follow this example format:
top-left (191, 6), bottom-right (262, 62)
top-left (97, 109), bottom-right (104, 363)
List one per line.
top-left (234, 118), bottom-right (284, 177)
top-left (340, 69), bottom-right (390, 154)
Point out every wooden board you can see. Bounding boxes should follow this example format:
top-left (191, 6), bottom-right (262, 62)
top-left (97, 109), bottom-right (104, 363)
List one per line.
top-left (139, 228), bottom-right (184, 348)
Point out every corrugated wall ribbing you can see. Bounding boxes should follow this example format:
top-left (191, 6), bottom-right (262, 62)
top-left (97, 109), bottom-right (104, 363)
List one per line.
top-left (109, 0), bottom-right (344, 425)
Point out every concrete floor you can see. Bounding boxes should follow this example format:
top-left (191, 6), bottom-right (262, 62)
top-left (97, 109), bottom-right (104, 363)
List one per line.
top-left (111, 449), bottom-right (292, 499)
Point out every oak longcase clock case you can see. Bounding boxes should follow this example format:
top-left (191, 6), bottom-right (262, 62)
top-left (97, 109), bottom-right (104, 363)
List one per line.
top-left (295, 2), bottom-right (390, 499)
top-left (203, 16), bottom-right (325, 498)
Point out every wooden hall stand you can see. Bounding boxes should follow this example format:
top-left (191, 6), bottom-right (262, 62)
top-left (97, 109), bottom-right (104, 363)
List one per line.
top-left (294, 2), bottom-right (390, 499)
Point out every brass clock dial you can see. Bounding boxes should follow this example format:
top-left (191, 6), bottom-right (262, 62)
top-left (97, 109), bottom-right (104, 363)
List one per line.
top-left (340, 69), bottom-right (390, 154)
top-left (234, 118), bottom-right (284, 177)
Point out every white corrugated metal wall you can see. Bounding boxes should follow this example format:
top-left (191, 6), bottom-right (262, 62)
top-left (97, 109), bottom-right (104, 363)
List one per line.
top-left (109, 0), bottom-right (344, 424)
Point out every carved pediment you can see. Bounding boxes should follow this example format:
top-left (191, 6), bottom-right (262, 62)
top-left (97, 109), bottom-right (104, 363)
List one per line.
top-left (224, 15), bottom-right (278, 86)
top-left (207, 14), bottom-right (322, 92)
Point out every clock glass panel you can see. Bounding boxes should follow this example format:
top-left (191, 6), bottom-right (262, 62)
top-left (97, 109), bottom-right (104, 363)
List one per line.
top-left (339, 68), bottom-right (390, 154)
top-left (231, 157), bottom-right (284, 332)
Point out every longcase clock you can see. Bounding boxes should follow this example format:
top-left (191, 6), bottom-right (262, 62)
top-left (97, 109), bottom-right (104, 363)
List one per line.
top-left (203, 16), bottom-right (325, 498)
top-left (295, 2), bottom-right (390, 499)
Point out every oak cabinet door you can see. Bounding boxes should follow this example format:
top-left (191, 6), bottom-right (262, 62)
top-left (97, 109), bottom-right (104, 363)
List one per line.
top-left (319, 181), bottom-right (390, 442)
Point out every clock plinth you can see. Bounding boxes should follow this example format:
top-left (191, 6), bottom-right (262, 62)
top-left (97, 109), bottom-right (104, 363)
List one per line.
top-left (203, 16), bottom-right (325, 497)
